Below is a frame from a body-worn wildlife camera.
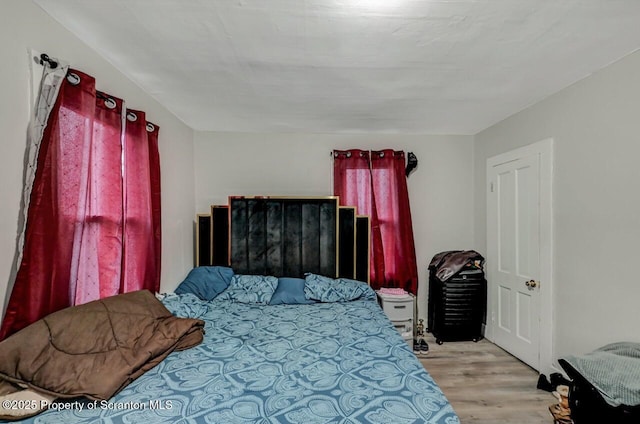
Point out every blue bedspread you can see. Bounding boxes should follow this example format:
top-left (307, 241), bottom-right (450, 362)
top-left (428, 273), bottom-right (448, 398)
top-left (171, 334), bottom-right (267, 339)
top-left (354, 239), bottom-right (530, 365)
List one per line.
top-left (22, 294), bottom-right (458, 423)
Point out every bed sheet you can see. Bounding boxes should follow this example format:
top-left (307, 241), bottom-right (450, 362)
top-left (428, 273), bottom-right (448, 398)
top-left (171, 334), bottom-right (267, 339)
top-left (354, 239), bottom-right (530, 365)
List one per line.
top-left (20, 294), bottom-right (459, 424)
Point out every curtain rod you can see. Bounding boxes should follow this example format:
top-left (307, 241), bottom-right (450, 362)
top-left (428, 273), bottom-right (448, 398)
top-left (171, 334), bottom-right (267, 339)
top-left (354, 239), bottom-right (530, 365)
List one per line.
top-left (38, 53), bottom-right (58, 69)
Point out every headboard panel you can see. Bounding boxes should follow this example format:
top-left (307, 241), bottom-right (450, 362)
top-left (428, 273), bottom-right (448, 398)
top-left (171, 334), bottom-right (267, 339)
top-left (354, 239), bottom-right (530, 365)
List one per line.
top-left (229, 197), bottom-right (338, 278)
top-left (197, 196), bottom-right (369, 282)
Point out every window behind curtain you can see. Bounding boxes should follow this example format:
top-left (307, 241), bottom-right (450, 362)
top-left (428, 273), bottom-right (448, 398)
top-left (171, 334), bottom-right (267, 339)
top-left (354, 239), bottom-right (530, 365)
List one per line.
top-left (0, 69), bottom-right (161, 340)
top-left (333, 149), bottom-right (418, 294)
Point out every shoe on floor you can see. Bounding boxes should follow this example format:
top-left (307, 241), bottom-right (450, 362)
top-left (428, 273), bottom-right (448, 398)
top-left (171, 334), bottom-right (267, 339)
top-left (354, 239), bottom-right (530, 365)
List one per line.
top-left (413, 339), bottom-right (421, 355)
top-left (419, 338), bottom-right (429, 355)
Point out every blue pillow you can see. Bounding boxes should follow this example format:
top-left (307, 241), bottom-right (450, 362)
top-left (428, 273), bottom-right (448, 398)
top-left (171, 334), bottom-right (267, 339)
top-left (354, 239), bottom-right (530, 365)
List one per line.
top-left (270, 277), bottom-right (316, 305)
top-left (174, 266), bottom-right (234, 301)
top-left (217, 274), bottom-right (278, 304)
top-left (304, 273), bottom-right (377, 302)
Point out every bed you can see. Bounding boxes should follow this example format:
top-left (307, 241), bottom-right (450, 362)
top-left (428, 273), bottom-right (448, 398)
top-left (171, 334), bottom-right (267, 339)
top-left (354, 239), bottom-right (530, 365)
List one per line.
top-left (4, 196), bottom-right (458, 423)
top-left (15, 286), bottom-right (457, 423)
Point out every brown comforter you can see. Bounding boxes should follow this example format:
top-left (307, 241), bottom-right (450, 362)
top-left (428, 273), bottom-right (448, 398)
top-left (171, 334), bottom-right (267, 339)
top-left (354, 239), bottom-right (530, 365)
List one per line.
top-left (0, 290), bottom-right (204, 411)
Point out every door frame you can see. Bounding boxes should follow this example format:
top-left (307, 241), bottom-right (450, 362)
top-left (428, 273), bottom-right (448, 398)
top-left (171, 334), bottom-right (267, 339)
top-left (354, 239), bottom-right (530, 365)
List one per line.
top-left (486, 138), bottom-right (554, 374)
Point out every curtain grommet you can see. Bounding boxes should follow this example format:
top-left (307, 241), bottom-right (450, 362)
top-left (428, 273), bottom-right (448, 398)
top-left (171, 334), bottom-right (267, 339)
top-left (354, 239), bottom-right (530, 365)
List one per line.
top-left (104, 98), bottom-right (117, 109)
top-left (146, 123), bottom-right (156, 132)
top-left (66, 72), bottom-right (81, 86)
top-left (127, 112), bottom-right (138, 122)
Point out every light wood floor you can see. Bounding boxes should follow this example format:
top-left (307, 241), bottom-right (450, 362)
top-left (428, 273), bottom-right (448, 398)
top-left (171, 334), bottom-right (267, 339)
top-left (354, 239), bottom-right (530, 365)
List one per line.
top-left (418, 334), bottom-right (554, 424)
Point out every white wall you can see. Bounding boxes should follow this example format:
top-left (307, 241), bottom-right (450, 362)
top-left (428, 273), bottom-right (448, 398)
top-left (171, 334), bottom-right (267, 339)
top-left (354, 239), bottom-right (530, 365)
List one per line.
top-left (474, 50), bottom-right (640, 360)
top-left (0, 0), bottom-right (196, 320)
top-left (195, 131), bottom-right (476, 321)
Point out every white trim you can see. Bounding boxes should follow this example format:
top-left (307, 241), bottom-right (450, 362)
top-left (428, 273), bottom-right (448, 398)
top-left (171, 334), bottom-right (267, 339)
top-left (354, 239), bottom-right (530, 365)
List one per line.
top-left (485, 138), bottom-right (554, 374)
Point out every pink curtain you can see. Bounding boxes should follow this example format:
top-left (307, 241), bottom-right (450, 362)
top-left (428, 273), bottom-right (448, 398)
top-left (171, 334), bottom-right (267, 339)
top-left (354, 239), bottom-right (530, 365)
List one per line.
top-left (0, 69), bottom-right (161, 340)
top-left (333, 149), bottom-right (418, 294)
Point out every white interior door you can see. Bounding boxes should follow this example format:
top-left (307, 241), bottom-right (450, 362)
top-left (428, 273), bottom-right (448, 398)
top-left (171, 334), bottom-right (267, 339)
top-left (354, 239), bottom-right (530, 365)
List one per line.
top-left (487, 140), bottom-right (553, 371)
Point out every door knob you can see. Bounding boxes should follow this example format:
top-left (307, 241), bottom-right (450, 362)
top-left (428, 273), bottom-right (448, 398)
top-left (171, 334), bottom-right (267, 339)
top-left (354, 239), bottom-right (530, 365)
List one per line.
top-left (525, 280), bottom-right (538, 289)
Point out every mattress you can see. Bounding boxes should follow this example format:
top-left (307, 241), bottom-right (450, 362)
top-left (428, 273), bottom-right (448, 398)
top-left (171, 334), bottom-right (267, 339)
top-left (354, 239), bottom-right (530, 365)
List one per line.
top-left (18, 293), bottom-right (458, 423)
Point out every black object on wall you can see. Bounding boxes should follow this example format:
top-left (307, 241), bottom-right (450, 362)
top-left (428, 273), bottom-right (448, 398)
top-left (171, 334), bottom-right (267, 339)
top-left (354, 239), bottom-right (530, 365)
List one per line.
top-left (406, 152), bottom-right (418, 177)
top-left (229, 197), bottom-right (338, 278)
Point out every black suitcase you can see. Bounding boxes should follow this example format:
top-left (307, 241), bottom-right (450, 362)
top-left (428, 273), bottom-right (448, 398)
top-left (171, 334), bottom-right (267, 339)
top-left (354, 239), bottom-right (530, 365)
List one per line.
top-left (428, 266), bottom-right (486, 344)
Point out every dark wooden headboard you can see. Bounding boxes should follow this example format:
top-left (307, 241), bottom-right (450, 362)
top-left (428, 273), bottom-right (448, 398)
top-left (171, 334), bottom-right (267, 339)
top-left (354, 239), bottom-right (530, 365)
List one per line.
top-left (195, 196), bottom-right (370, 282)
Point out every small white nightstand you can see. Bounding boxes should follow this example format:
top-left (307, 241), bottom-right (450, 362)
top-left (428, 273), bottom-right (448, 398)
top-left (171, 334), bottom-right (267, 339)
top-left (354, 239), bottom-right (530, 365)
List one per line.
top-left (376, 292), bottom-right (414, 346)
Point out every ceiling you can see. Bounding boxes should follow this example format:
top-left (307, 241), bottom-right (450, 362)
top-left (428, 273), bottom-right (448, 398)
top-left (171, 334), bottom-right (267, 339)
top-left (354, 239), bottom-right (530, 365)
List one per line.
top-left (35, 0), bottom-right (640, 135)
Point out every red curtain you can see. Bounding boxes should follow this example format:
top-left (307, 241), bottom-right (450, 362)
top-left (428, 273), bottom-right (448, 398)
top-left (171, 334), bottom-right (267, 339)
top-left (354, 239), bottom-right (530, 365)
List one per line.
top-left (334, 149), bottom-right (418, 294)
top-left (147, 123), bottom-right (162, 293)
top-left (122, 110), bottom-right (161, 294)
top-left (0, 70), bottom-right (161, 340)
